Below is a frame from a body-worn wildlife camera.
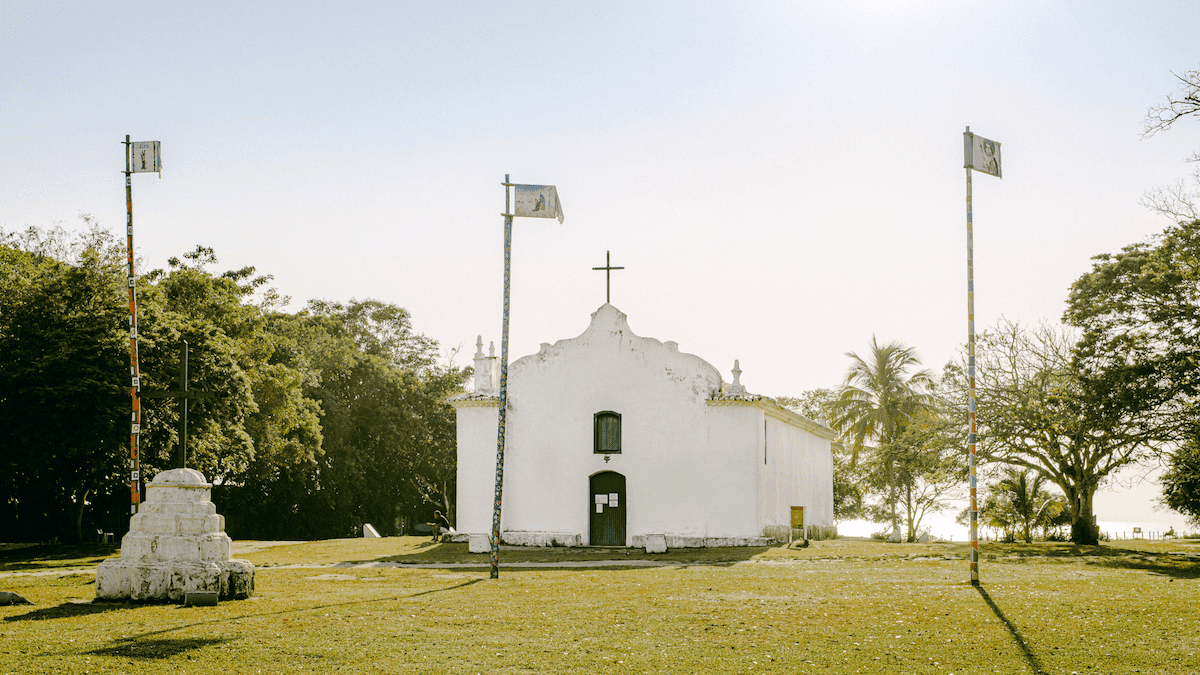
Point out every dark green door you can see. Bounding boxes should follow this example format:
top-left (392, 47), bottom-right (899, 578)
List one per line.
top-left (589, 471), bottom-right (626, 546)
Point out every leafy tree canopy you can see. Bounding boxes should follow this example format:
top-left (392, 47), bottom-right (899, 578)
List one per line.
top-left (0, 221), bottom-right (468, 542)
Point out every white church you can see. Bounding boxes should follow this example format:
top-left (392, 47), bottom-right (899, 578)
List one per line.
top-left (450, 303), bottom-right (836, 550)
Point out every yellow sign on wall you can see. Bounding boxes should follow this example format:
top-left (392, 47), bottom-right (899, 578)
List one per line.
top-left (790, 506), bottom-right (805, 529)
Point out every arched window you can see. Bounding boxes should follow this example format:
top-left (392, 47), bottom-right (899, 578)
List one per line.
top-left (594, 411), bottom-right (621, 454)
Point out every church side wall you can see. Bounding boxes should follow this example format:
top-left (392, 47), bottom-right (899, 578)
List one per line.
top-left (454, 404), bottom-right (499, 535)
top-left (702, 406), bottom-right (762, 539)
top-left (757, 413), bottom-right (835, 540)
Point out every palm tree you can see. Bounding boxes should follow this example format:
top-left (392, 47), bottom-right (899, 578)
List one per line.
top-left (827, 336), bottom-right (936, 534)
top-left (995, 468), bottom-right (1064, 543)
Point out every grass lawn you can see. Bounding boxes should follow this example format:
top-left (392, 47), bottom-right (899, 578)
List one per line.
top-left (2, 536), bottom-right (1199, 674)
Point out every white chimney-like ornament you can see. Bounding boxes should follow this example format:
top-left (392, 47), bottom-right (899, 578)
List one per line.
top-left (729, 360), bottom-right (746, 394)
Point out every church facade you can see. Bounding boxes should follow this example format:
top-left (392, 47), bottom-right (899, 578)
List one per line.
top-left (450, 304), bottom-right (836, 549)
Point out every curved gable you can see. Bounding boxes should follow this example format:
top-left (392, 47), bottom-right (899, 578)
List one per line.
top-left (508, 303), bottom-right (722, 406)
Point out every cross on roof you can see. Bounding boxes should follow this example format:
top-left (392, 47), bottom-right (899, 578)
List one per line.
top-left (592, 251), bottom-right (624, 304)
top-left (141, 341), bottom-right (220, 469)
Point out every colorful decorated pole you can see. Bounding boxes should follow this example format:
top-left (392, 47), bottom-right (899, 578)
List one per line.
top-left (124, 136), bottom-right (161, 514)
top-left (124, 136), bottom-right (139, 515)
top-left (490, 176), bottom-right (565, 580)
top-left (490, 177), bottom-right (513, 580)
top-left (963, 126), bottom-right (1001, 585)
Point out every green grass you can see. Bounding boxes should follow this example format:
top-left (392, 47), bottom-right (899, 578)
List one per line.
top-left (2, 537), bottom-right (1199, 673)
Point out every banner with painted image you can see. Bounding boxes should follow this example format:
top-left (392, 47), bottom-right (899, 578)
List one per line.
top-left (513, 184), bottom-right (564, 223)
top-left (964, 132), bottom-right (1001, 178)
top-left (130, 141), bottom-right (161, 173)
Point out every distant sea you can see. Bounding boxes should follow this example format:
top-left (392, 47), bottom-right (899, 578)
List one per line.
top-left (834, 513), bottom-right (1196, 542)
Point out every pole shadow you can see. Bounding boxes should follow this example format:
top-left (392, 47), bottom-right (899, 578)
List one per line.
top-left (975, 585), bottom-right (1047, 675)
top-left (4, 600), bottom-right (130, 622)
top-left (86, 637), bottom-right (234, 660)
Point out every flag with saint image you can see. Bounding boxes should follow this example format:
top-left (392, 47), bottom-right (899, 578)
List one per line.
top-left (130, 141), bottom-right (162, 175)
top-left (963, 131), bottom-right (1001, 178)
top-left (513, 184), bottom-right (564, 223)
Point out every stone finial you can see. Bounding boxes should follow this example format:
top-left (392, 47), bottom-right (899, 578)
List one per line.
top-left (489, 341), bottom-right (496, 358)
top-left (729, 360), bottom-right (746, 394)
top-left (473, 336), bottom-right (492, 394)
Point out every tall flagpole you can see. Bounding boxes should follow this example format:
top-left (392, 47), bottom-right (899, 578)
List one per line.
top-left (491, 175), bottom-right (513, 580)
top-left (486, 177), bottom-right (563, 579)
top-left (124, 135), bottom-right (143, 515)
top-left (965, 126), bottom-right (980, 585)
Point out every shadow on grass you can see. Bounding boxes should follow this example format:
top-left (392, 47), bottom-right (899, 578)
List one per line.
top-left (0, 543), bottom-right (120, 572)
top-left (4, 600), bottom-right (131, 622)
top-left (86, 637), bottom-right (234, 659)
top-left (109, 578), bottom-right (483, 646)
top-left (1085, 551), bottom-right (1200, 579)
top-left (355, 543), bottom-right (772, 568)
top-left (976, 585), bottom-right (1047, 675)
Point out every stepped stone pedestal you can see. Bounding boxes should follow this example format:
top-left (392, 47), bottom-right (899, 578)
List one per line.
top-left (96, 468), bottom-right (254, 602)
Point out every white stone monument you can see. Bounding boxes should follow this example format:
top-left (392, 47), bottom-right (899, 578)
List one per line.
top-left (96, 468), bottom-right (254, 602)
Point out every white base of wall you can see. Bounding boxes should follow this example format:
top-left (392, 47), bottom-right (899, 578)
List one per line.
top-left (501, 532), bottom-right (581, 547)
top-left (661, 536), bottom-right (772, 548)
top-left (762, 524), bottom-right (839, 541)
top-left (448, 532), bottom-right (780, 549)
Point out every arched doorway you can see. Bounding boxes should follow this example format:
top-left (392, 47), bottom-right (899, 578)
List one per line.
top-left (589, 471), bottom-right (626, 546)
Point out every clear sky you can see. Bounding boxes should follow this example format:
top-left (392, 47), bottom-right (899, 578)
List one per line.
top-left (4, 1), bottom-right (1200, 524)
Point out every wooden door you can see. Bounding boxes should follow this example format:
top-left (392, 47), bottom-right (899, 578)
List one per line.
top-left (589, 471), bottom-right (626, 546)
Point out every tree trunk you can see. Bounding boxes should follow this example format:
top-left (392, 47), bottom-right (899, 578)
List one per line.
top-left (904, 483), bottom-right (916, 542)
top-left (442, 480), bottom-right (455, 529)
top-left (72, 489), bottom-right (90, 543)
top-left (888, 464), bottom-right (898, 537)
top-left (1070, 487), bottom-right (1099, 545)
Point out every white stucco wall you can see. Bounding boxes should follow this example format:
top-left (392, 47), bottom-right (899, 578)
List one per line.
top-left (701, 404), bottom-right (762, 538)
top-left (453, 401), bottom-right (499, 535)
top-left (451, 303), bottom-right (835, 546)
top-left (500, 304), bottom-right (721, 546)
top-left (756, 407), bottom-right (836, 537)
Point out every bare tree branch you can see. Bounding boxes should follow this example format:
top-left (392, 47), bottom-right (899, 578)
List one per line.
top-left (1143, 69), bottom-right (1200, 138)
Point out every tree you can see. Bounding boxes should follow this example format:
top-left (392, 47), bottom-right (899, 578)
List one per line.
top-left (947, 320), bottom-right (1164, 545)
top-left (826, 337), bottom-right (936, 534)
top-left (0, 221), bottom-right (467, 541)
top-left (868, 407), bottom-right (963, 542)
top-left (136, 251), bottom-right (264, 482)
top-left (993, 468), bottom-right (1065, 544)
top-left (1142, 69), bottom-right (1200, 222)
top-left (307, 298), bottom-right (439, 373)
top-left (964, 470), bottom-right (1068, 543)
top-left (1065, 220), bottom-right (1200, 532)
top-left (302, 300), bottom-right (466, 535)
top-left (1144, 69), bottom-right (1200, 143)
top-left (1161, 438), bottom-right (1200, 525)
top-left (0, 222), bottom-right (128, 542)
top-left (1066, 219), bottom-right (1200, 421)
top-left (969, 491), bottom-right (1016, 543)
top-left (217, 300), bottom-right (468, 539)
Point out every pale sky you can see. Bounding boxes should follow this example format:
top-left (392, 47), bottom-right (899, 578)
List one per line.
top-left (4, 1), bottom-right (1200, 525)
